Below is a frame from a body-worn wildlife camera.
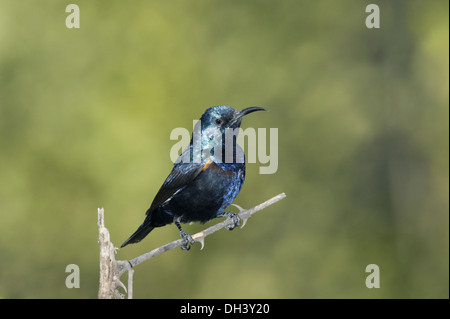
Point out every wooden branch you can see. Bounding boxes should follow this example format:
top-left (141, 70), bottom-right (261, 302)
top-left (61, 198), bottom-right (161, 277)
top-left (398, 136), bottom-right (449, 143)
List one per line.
top-left (97, 208), bottom-right (122, 299)
top-left (125, 192), bottom-right (286, 269)
top-left (97, 193), bottom-right (286, 298)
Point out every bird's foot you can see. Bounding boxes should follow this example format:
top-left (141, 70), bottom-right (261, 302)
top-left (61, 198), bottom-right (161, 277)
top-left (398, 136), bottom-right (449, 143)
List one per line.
top-left (179, 229), bottom-right (195, 250)
top-left (174, 218), bottom-right (195, 250)
top-left (219, 211), bottom-right (241, 230)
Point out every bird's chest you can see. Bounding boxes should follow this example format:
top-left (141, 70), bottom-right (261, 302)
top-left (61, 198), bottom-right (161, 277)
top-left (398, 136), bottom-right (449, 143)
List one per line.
top-left (169, 160), bottom-right (245, 222)
top-left (197, 160), bottom-right (243, 193)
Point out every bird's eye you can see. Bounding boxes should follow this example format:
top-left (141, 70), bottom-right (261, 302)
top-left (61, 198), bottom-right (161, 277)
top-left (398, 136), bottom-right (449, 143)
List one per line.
top-left (214, 118), bottom-right (223, 126)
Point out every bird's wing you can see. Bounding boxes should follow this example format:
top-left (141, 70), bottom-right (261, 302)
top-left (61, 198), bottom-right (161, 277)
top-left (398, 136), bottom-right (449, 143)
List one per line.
top-left (146, 146), bottom-right (205, 214)
top-left (146, 163), bottom-right (203, 214)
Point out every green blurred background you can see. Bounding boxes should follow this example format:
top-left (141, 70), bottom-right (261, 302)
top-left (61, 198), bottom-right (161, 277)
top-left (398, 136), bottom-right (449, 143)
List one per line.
top-left (0, 0), bottom-right (448, 298)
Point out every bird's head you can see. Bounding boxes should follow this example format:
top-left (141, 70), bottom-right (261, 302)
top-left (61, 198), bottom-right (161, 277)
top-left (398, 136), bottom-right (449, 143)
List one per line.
top-left (194, 105), bottom-right (266, 150)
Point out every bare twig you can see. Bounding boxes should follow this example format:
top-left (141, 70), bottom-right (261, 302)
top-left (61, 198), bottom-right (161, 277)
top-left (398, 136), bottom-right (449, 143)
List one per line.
top-left (127, 268), bottom-right (134, 299)
top-left (126, 192), bottom-right (286, 269)
top-left (98, 193), bottom-right (286, 298)
top-left (97, 208), bottom-right (122, 299)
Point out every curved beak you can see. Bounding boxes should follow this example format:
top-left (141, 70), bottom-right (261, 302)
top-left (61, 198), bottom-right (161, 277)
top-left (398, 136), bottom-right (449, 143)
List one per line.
top-left (234, 106), bottom-right (267, 123)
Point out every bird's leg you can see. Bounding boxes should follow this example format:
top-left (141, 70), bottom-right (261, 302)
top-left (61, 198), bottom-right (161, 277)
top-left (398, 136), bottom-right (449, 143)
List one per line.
top-left (174, 217), bottom-right (194, 250)
top-left (218, 211), bottom-right (241, 230)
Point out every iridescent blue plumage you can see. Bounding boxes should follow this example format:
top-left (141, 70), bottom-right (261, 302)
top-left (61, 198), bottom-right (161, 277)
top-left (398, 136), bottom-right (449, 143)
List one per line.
top-left (121, 105), bottom-right (266, 249)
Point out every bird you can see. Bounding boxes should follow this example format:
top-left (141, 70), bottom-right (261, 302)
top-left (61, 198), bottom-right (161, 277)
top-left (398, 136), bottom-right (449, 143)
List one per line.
top-left (121, 105), bottom-right (266, 250)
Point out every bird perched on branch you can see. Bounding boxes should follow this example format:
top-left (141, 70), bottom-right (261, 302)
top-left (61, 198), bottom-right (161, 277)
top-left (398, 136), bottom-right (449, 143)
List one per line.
top-left (121, 105), bottom-right (266, 250)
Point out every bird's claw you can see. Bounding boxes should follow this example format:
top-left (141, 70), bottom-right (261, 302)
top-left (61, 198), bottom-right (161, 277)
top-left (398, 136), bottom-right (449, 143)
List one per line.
top-left (220, 211), bottom-right (241, 230)
top-left (231, 204), bottom-right (248, 228)
top-left (179, 230), bottom-right (195, 250)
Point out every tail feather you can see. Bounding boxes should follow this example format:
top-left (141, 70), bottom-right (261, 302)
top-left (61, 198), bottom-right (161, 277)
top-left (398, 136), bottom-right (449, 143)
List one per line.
top-left (121, 208), bottom-right (174, 248)
top-left (121, 217), bottom-right (155, 248)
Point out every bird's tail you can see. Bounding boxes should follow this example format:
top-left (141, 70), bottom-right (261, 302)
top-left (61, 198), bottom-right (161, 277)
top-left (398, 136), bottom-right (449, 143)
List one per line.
top-left (121, 214), bottom-right (155, 248)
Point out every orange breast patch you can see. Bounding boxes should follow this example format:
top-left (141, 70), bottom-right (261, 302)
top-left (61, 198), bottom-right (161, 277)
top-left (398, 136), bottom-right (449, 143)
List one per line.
top-left (202, 159), bottom-right (213, 171)
top-left (202, 160), bottom-right (235, 176)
